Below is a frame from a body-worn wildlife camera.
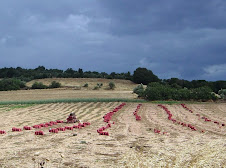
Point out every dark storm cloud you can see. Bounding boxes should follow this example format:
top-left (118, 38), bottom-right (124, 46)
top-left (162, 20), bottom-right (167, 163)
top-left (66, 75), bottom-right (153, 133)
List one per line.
top-left (0, 0), bottom-right (225, 81)
top-left (100, 0), bottom-right (226, 34)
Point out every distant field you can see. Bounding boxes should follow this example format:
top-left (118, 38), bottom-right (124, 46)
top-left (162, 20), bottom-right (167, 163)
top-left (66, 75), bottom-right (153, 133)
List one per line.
top-left (0, 102), bottom-right (225, 167)
top-left (0, 78), bottom-right (139, 102)
top-left (0, 89), bottom-right (137, 102)
top-left (26, 78), bottom-right (138, 91)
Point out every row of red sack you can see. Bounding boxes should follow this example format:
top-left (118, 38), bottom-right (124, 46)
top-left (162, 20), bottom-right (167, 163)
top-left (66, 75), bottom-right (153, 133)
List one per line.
top-left (32, 120), bottom-right (64, 129)
top-left (103, 103), bottom-right (126, 123)
top-left (133, 104), bottom-right (142, 120)
top-left (98, 103), bottom-right (126, 136)
top-left (181, 104), bottom-right (225, 127)
top-left (158, 104), bottom-right (198, 131)
top-left (36, 122), bottom-right (91, 135)
top-left (1, 122), bottom-right (90, 135)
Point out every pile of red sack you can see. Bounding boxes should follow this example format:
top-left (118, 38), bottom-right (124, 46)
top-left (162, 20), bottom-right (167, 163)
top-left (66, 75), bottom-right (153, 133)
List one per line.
top-left (12, 127), bottom-right (22, 132)
top-left (133, 104), bottom-right (142, 121)
top-left (23, 126), bottom-right (32, 130)
top-left (0, 130), bottom-right (6, 134)
top-left (35, 130), bottom-right (44, 135)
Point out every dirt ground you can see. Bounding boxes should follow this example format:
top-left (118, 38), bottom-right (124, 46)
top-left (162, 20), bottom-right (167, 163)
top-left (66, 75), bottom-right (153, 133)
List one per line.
top-left (0, 102), bottom-right (225, 168)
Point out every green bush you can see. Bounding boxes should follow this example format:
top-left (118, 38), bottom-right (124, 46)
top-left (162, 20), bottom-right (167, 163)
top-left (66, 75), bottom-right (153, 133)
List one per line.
top-left (109, 82), bottom-right (115, 90)
top-left (143, 83), bottom-right (216, 101)
top-left (133, 84), bottom-right (144, 97)
top-left (93, 86), bottom-right (99, 90)
top-left (49, 81), bottom-right (61, 88)
top-left (190, 87), bottom-right (216, 101)
top-left (83, 83), bottom-right (88, 87)
top-left (31, 82), bottom-right (48, 89)
top-left (218, 89), bottom-right (226, 99)
top-left (0, 78), bottom-right (25, 91)
top-left (97, 83), bottom-right (103, 88)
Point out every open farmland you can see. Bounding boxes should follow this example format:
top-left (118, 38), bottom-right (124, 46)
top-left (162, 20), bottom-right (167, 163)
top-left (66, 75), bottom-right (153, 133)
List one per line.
top-left (0, 102), bottom-right (225, 167)
top-left (0, 89), bottom-right (136, 102)
top-left (0, 78), bottom-right (138, 102)
top-left (26, 78), bottom-right (138, 91)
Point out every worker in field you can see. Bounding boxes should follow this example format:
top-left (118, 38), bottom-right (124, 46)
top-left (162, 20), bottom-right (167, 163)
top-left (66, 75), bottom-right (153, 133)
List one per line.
top-left (66, 112), bottom-right (79, 123)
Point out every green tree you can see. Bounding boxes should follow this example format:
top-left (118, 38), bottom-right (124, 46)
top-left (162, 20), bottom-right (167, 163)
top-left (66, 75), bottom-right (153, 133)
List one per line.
top-left (78, 68), bottom-right (83, 78)
top-left (0, 78), bottom-right (25, 91)
top-left (133, 67), bottom-right (159, 85)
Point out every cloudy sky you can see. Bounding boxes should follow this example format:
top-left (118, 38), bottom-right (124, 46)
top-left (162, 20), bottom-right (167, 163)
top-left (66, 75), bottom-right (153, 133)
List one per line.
top-left (0, 0), bottom-right (226, 81)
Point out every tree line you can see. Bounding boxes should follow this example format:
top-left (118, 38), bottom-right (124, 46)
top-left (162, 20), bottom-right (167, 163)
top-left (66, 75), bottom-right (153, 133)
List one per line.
top-left (0, 66), bottom-right (132, 82)
top-left (0, 66), bottom-right (225, 101)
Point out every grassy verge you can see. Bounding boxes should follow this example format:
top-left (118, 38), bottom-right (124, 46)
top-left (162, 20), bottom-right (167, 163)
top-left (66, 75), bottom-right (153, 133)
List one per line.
top-left (0, 98), bottom-right (147, 105)
top-left (151, 100), bottom-right (214, 105)
top-left (0, 104), bottom-right (34, 111)
top-left (0, 98), bottom-right (211, 106)
top-left (151, 100), bottom-right (191, 105)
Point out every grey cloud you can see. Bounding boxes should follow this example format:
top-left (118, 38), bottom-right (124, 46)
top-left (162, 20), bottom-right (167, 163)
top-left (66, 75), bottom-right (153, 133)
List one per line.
top-left (0, 0), bottom-right (225, 81)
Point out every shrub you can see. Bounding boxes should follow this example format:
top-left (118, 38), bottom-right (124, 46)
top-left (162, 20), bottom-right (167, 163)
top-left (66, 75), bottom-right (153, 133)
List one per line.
top-left (97, 83), bottom-right (103, 88)
top-left (218, 89), bottom-right (226, 99)
top-left (133, 84), bottom-right (144, 97)
top-left (191, 86), bottom-right (216, 101)
top-left (0, 78), bottom-right (25, 91)
top-left (31, 82), bottom-right (48, 89)
top-left (49, 81), bottom-right (61, 88)
top-left (143, 84), bottom-right (216, 101)
top-left (93, 86), bottom-right (99, 90)
top-left (109, 82), bottom-right (115, 90)
top-left (83, 83), bottom-right (88, 87)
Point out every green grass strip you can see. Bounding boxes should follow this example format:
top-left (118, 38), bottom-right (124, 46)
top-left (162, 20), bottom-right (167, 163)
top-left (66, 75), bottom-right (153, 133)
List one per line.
top-left (0, 98), bottom-right (147, 105)
top-left (0, 98), bottom-right (209, 105)
top-left (151, 100), bottom-right (208, 105)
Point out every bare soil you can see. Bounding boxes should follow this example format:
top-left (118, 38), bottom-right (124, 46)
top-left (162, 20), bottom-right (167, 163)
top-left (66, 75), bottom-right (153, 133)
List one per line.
top-left (0, 102), bottom-right (225, 168)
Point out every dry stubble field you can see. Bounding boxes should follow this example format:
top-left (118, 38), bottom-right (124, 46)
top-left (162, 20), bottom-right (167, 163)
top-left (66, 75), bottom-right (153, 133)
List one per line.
top-left (0, 78), bottom-right (138, 102)
top-left (0, 102), bottom-right (225, 168)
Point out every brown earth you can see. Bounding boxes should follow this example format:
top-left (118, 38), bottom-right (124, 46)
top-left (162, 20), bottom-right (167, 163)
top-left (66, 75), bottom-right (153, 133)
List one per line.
top-left (0, 102), bottom-right (225, 167)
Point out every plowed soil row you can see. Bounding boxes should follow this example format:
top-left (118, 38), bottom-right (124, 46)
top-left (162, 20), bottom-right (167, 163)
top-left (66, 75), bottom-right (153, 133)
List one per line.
top-left (0, 103), bottom-right (225, 168)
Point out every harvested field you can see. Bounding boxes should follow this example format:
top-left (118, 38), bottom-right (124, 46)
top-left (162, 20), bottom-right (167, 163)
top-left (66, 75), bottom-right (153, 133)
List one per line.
top-left (26, 78), bottom-right (138, 91)
top-left (0, 102), bottom-right (225, 167)
top-left (0, 89), bottom-right (136, 102)
top-left (0, 78), bottom-right (139, 102)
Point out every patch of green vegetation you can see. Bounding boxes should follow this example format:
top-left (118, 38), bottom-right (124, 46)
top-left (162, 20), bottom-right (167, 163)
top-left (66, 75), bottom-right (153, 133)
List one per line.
top-left (0, 104), bottom-right (33, 111)
top-left (152, 101), bottom-right (205, 104)
top-left (0, 98), bottom-right (147, 105)
top-left (3, 104), bottom-right (34, 111)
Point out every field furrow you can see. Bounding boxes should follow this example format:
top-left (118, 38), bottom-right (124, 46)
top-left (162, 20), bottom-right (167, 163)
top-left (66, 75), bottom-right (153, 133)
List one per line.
top-left (0, 102), bottom-right (225, 168)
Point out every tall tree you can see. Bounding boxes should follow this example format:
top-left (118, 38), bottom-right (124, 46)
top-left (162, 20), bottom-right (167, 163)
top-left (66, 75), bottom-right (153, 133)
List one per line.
top-left (133, 67), bottom-right (160, 85)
